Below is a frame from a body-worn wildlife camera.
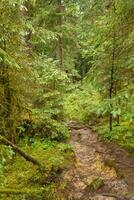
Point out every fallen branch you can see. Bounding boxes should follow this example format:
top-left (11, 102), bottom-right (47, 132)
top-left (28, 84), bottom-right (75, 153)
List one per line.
top-left (0, 135), bottom-right (41, 167)
top-left (101, 193), bottom-right (127, 200)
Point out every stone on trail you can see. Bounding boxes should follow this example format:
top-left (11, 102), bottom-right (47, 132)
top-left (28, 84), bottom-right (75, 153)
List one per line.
top-left (89, 195), bottom-right (116, 200)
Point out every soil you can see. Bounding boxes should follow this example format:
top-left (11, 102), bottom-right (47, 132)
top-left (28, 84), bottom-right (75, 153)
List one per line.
top-left (63, 121), bottom-right (134, 200)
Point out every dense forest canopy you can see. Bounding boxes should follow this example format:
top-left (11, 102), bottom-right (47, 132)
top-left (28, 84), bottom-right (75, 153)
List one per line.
top-left (0, 0), bottom-right (134, 199)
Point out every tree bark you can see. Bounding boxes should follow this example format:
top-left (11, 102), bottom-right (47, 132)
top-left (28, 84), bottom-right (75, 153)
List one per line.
top-left (56, 0), bottom-right (64, 69)
top-left (109, 57), bottom-right (114, 131)
top-left (109, 30), bottom-right (116, 131)
top-left (109, 47), bottom-right (115, 131)
top-left (1, 34), bottom-right (16, 143)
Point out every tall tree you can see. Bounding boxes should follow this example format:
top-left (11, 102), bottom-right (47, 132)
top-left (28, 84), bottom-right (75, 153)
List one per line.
top-left (0, 1), bottom-right (25, 142)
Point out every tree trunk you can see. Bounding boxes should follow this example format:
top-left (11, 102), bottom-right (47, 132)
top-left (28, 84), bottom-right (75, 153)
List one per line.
top-left (56, 0), bottom-right (64, 69)
top-left (23, 1), bottom-right (32, 55)
top-left (109, 32), bottom-right (116, 131)
top-left (1, 38), bottom-right (16, 143)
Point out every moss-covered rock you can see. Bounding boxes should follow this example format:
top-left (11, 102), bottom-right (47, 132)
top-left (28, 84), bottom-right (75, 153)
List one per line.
top-left (86, 177), bottom-right (104, 191)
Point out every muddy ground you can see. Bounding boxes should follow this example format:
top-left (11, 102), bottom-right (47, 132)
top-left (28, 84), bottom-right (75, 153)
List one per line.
top-left (63, 122), bottom-right (134, 200)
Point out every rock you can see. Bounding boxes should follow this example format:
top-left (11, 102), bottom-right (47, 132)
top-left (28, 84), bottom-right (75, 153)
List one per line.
top-left (126, 192), bottom-right (134, 200)
top-left (85, 177), bottom-right (104, 192)
top-left (89, 195), bottom-right (116, 200)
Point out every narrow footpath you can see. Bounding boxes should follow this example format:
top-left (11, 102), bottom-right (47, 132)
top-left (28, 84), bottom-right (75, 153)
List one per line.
top-left (63, 122), bottom-right (134, 200)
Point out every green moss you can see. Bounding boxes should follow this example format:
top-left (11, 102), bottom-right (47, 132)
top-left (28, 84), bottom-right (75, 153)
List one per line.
top-left (86, 177), bottom-right (104, 191)
top-left (0, 139), bottom-right (74, 200)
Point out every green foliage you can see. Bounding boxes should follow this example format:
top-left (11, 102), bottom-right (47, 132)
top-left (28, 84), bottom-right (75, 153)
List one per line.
top-left (0, 0), bottom-right (134, 198)
top-left (29, 0), bottom-right (79, 71)
top-left (44, 120), bottom-right (69, 141)
top-left (99, 123), bottom-right (134, 151)
top-left (0, 139), bottom-right (74, 200)
top-left (0, 146), bottom-right (14, 186)
top-left (64, 83), bottom-right (100, 122)
top-left (29, 56), bottom-right (70, 141)
top-left (0, 48), bottom-right (20, 69)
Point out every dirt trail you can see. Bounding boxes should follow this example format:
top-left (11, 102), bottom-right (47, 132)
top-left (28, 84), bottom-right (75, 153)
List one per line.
top-left (63, 122), bottom-right (134, 200)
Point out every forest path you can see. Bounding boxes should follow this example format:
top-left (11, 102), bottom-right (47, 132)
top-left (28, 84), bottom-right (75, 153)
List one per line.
top-left (63, 121), bottom-right (134, 200)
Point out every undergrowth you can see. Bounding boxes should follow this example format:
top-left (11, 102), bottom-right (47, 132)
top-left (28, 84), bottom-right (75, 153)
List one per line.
top-left (64, 84), bottom-right (100, 123)
top-left (64, 84), bottom-right (134, 152)
top-left (98, 123), bottom-right (134, 152)
top-left (0, 139), bottom-right (74, 200)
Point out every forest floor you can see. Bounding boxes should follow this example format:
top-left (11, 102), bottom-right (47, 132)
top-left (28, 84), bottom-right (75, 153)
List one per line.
top-left (63, 121), bottom-right (134, 200)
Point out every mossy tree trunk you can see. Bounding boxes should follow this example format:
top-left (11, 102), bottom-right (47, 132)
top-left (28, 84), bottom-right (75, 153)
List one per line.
top-left (1, 37), bottom-right (16, 143)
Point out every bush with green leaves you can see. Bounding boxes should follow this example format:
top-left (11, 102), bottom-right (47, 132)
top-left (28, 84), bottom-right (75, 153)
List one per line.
top-left (98, 123), bottom-right (134, 151)
top-left (64, 83), bottom-right (100, 123)
top-left (26, 56), bottom-right (70, 141)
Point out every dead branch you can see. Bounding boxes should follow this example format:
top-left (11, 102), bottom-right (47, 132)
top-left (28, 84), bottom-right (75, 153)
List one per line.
top-left (0, 135), bottom-right (41, 167)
